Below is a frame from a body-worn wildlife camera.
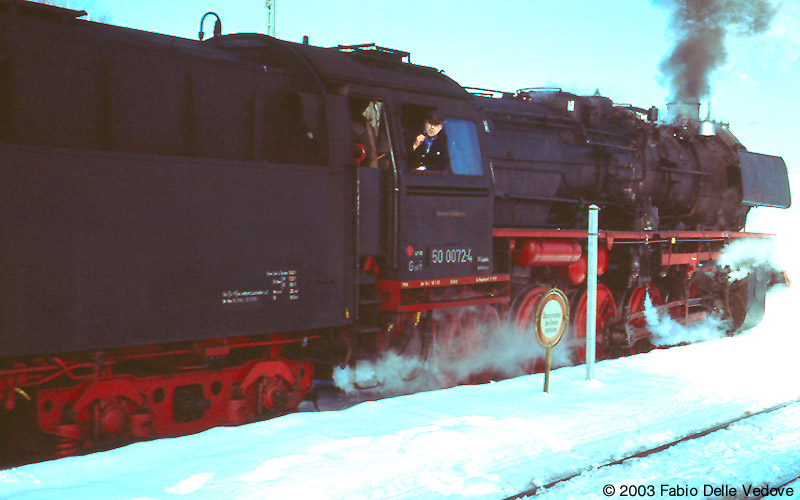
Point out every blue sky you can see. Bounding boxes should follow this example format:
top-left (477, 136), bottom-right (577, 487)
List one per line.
top-left (64, 0), bottom-right (799, 182)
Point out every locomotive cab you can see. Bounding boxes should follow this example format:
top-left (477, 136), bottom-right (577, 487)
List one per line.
top-left (395, 105), bottom-right (494, 282)
top-left (242, 39), bottom-right (510, 322)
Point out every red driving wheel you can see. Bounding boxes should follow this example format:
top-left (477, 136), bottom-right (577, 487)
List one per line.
top-left (431, 294), bottom-right (500, 384)
top-left (571, 284), bottom-right (618, 363)
top-left (512, 286), bottom-right (549, 374)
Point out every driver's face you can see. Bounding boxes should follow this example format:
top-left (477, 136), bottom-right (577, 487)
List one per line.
top-left (424, 121), bottom-right (443, 138)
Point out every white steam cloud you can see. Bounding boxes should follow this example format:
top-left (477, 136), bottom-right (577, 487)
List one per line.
top-left (643, 293), bottom-right (727, 347)
top-left (333, 315), bottom-right (572, 396)
top-left (645, 236), bottom-right (786, 346)
top-left (716, 237), bottom-right (782, 281)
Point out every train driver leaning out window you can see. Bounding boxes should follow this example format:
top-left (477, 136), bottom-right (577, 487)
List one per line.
top-left (410, 111), bottom-right (449, 171)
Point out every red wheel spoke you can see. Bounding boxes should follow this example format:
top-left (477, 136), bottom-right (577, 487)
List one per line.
top-left (571, 284), bottom-right (618, 363)
top-left (511, 286), bottom-right (549, 374)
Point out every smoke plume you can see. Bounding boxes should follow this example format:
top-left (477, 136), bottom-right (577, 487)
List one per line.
top-left (653, 0), bottom-right (777, 102)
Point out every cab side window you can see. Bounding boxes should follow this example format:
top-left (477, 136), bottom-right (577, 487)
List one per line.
top-left (400, 103), bottom-right (483, 176)
top-left (444, 119), bottom-right (483, 176)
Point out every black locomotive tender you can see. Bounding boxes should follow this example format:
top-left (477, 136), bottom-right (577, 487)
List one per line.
top-left (0, 1), bottom-right (791, 461)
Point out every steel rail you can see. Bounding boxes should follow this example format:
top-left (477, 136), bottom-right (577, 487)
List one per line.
top-left (751, 474), bottom-right (800, 499)
top-left (502, 396), bottom-right (800, 500)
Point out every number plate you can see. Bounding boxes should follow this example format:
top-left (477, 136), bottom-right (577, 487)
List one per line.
top-left (428, 247), bottom-right (474, 265)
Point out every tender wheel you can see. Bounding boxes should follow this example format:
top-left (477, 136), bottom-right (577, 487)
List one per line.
top-left (0, 397), bottom-right (52, 467)
top-left (569, 284), bottom-right (618, 364)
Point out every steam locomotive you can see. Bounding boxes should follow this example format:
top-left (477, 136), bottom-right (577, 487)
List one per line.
top-left (0, 1), bottom-right (790, 463)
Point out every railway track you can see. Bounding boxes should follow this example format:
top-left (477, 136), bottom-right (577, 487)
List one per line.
top-left (750, 476), bottom-right (800, 500)
top-left (504, 396), bottom-right (800, 499)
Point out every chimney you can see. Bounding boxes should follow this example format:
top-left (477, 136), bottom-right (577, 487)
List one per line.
top-left (666, 102), bottom-right (700, 125)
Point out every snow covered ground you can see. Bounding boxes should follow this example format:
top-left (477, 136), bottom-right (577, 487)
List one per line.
top-left (2, 191), bottom-right (798, 499)
top-left (2, 283), bottom-right (799, 499)
top-left (535, 398), bottom-right (800, 500)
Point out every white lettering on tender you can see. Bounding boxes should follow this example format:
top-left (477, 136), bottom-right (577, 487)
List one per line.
top-left (222, 269), bottom-right (300, 306)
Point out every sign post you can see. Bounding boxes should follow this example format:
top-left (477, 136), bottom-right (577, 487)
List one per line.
top-left (535, 289), bottom-right (569, 393)
top-left (586, 204), bottom-right (599, 380)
